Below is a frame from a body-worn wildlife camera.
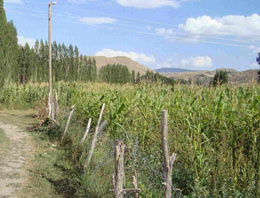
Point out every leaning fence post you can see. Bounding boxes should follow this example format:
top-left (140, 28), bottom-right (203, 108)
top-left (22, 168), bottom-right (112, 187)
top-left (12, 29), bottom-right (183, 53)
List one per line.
top-left (84, 104), bottom-right (105, 170)
top-left (54, 92), bottom-right (59, 119)
top-left (48, 92), bottom-right (51, 117)
top-left (80, 118), bottom-right (92, 145)
top-left (161, 110), bottom-right (177, 198)
top-left (114, 141), bottom-right (126, 198)
top-left (61, 105), bottom-right (75, 142)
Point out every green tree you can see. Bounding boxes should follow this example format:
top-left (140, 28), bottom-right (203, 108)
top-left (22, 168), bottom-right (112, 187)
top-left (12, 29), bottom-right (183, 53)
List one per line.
top-left (0, 0), bottom-right (19, 87)
top-left (131, 70), bottom-right (136, 83)
top-left (74, 46), bottom-right (79, 81)
top-left (256, 52), bottom-right (260, 82)
top-left (213, 70), bottom-right (228, 86)
top-left (99, 64), bottom-right (131, 84)
top-left (136, 72), bottom-right (141, 83)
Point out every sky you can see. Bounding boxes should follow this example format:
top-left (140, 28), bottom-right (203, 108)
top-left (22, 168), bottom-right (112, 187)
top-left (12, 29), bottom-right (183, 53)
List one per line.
top-left (3, 0), bottom-right (260, 71)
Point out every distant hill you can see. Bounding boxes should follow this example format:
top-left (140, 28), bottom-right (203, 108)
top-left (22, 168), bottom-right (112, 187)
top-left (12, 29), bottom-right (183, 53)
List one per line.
top-left (163, 68), bottom-right (259, 85)
top-left (155, 67), bottom-right (199, 73)
top-left (93, 56), bottom-right (150, 75)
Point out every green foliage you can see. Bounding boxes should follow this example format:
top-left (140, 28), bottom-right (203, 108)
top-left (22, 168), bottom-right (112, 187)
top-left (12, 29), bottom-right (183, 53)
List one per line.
top-left (256, 52), bottom-right (260, 83)
top-left (0, 0), bottom-right (19, 87)
top-left (17, 40), bottom-right (97, 84)
top-left (99, 64), bottom-right (131, 84)
top-left (131, 70), bottom-right (136, 83)
top-left (1, 82), bottom-right (259, 197)
top-left (0, 4), bottom-right (97, 86)
top-left (212, 70), bottom-right (229, 86)
top-left (140, 71), bottom-right (192, 86)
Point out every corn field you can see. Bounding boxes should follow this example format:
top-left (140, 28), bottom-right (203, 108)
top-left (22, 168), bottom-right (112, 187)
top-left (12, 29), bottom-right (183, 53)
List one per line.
top-left (0, 82), bottom-right (259, 197)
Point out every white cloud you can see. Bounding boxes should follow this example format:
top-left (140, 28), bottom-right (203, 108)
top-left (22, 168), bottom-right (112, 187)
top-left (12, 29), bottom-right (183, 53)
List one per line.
top-left (249, 45), bottom-right (260, 54)
top-left (181, 56), bottom-right (213, 68)
top-left (179, 14), bottom-right (260, 39)
top-left (68, 0), bottom-right (96, 3)
top-left (79, 17), bottom-right (116, 25)
top-left (115, 0), bottom-right (185, 9)
top-left (146, 25), bottom-right (152, 31)
top-left (18, 36), bottom-right (36, 47)
top-left (250, 63), bottom-right (259, 69)
top-left (4, 0), bottom-right (23, 4)
top-left (155, 27), bottom-right (202, 43)
top-left (155, 28), bottom-right (174, 39)
top-left (96, 49), bottom-right (156, 64)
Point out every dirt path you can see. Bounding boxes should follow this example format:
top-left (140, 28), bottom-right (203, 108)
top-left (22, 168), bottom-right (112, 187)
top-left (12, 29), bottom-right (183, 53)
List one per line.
top-left (0, 123), bottom-right (31, 198)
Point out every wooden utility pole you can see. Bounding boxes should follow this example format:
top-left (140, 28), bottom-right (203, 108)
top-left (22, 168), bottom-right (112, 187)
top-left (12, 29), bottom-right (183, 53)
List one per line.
top-left (48, 1), bottom-right (56, 119)
top-left (161, 110), bottom-right (177, 198)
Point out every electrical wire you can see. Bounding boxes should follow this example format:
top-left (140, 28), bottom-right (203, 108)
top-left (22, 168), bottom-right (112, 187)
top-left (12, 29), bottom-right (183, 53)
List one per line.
top-left (1, 5), bottom-right (259, 49)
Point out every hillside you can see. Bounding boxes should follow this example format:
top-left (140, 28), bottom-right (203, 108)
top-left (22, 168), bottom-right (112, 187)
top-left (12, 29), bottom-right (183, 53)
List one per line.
top-left (160, 69), bottom-right (259, 84)
top-left (93, 56), bottom-right (150, 74)
top-left (155, 67), bottom-right (199, 73)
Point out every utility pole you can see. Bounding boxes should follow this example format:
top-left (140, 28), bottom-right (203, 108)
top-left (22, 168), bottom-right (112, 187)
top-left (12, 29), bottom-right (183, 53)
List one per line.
top-left (48, 1), bottom-right (56, 119)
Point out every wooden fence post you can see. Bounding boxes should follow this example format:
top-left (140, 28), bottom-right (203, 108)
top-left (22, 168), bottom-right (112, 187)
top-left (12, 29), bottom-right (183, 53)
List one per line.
top-left (161, 110), bottom-right (177, 198)
top-left (48, 92), bottom-right (51, 117)
top-left (111, 142), bottom-right (141, 198)
top-left (84, 104), bottom-right (105, 170)
top-left (80, 118), bottom-right (92, 145)
top-left (132, 170), bottom-right (139, 198)
top-left (54, 92), bottom-right (59, 119)
top-left (61, 105), bottom-right (75, 142)
top-left (114, 141), bottom-right (126, 198)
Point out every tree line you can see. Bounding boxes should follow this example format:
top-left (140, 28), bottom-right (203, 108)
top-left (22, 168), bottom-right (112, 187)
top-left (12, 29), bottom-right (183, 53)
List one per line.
top-left (0, 0), bottom-right (176, 87)
top-left (0, 0), bottom-right (19, 87)
top-left (3, 0), bottom-right (258, 87)
top-left (18, 41), bottom-right (97, 84)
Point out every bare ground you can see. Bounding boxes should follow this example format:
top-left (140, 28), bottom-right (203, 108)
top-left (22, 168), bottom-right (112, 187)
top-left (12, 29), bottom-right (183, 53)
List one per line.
top-left (0, 123), bottom-right (32, 198)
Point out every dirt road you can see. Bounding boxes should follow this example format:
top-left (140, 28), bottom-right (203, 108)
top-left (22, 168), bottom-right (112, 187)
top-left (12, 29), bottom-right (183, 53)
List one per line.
top-left (0, 123), bottom-right (31, 197)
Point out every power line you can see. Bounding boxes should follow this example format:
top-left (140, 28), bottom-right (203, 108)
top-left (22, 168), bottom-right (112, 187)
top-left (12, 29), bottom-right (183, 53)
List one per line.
top-left (3, 2), bottom-right (260, 44)
top-left (5, 3), bottom-right (259, 44)
top-left (2, 6), bottom-right (257, 49)
top-left (58, 4), bottom-right (260, 43)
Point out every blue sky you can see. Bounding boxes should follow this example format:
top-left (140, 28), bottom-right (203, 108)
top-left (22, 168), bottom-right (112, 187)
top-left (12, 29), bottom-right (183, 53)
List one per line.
top-left (3, 0), bottom-right (260, 71)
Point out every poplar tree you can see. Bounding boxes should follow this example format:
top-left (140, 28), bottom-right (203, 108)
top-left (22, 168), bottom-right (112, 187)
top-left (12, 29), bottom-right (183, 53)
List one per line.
top-left (0, 0), bottom-right (19, 86)
top-left (99, 64), bottom-right (131, 84)
top-left (131, 70), bottom-right (136, 83)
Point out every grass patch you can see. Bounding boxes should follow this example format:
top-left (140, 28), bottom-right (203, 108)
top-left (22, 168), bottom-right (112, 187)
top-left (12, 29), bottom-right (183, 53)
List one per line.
top-left (18, 130), bottom-right (66, 198)
top-left (0, 109), bottom-right (37, 130)
top-left (0, 110), bottom-right (65, 198)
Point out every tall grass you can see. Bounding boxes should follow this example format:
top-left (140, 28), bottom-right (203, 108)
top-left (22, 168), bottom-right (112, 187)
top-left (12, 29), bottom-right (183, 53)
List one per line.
top-left (0, 82), bottom-right (259, 197)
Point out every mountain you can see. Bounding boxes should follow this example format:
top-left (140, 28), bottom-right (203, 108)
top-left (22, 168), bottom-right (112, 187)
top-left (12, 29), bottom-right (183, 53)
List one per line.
top-left (93, 56), bottom-right (150, 74)
top-left (155, 67), bottom-right (199, 73)
top-left (163, 68), bottom-right (259, 85)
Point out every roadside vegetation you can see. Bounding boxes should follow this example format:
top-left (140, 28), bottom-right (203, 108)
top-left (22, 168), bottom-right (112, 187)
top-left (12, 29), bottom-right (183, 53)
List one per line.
top-left (0, 82), bottom-right (259, 197)
top-left (1, 0), bottom-right (259, 197)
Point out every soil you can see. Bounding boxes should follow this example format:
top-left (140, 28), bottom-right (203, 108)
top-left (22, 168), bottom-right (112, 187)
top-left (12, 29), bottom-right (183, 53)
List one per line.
top-left (0, 123), bottom-right (32, 198)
